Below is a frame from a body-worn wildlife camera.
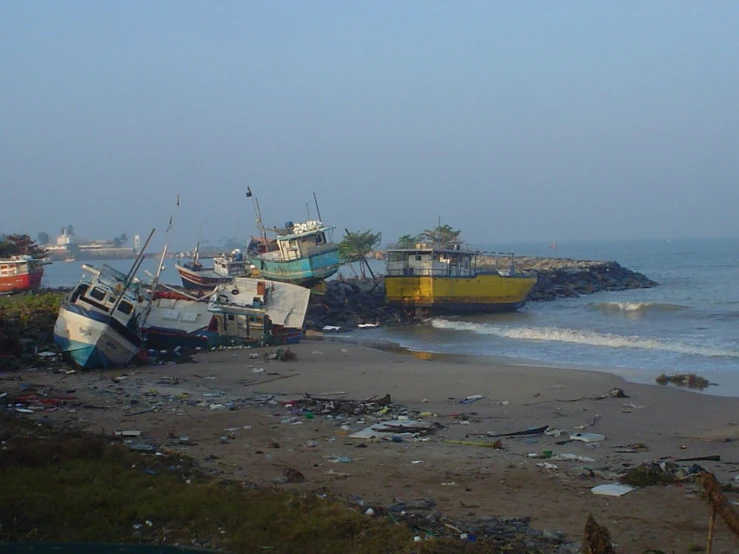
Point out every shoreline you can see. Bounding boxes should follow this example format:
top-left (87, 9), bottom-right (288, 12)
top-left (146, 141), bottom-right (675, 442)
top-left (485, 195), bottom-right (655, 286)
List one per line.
top-left (315, 331), bottom-right (739, 398)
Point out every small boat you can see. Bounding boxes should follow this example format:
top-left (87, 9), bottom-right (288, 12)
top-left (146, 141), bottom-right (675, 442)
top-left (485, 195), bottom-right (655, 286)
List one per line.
top-left (175, 245), bottom-right (251, 290)
top-left (246, 189), bottom-right (341, 287)
top-left (0, 255), bottom-right (47, 294)
top-left (384, 242), bottom-right (537, 316)
top-left (53, 230), bottom-right (155, 369)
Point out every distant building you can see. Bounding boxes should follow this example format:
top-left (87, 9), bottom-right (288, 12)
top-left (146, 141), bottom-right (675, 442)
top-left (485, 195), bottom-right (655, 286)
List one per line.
top-left (56, 229), bottom-right (74, 246)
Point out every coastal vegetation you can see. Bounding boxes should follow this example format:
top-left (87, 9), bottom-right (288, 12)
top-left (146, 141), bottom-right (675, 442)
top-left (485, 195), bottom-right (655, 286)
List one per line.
top-left (0, 234), bottom-right (45, 258)
top-left (0, 292), bottom-right (62, 369)
top-left (338, 230), bottom-right (382, 278)
top-left (0, 413), bottom-right (541, 553)
top-left (394, 225), bottom-right (462, 249)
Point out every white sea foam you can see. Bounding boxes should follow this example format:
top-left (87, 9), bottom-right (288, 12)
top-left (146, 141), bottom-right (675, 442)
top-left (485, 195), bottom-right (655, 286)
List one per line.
top-left (589, 301), bottom-right (687, 313)
top-left (431, 319), bottom-right (739, 359)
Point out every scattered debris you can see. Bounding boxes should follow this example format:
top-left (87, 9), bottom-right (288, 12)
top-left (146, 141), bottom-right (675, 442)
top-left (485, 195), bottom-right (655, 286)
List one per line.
top-left (265, 348), bottom-right (297, 362)
top-left (350, 419), bottom-right (439, 440)
top-left (570, 432), bottom-right (606, 443)
top-left (582, 513), bottom-right (616, 554)
top-left (443, 439), bottom-right (504, 449)
top-left (598, 388), bottom-right (628, 399)
top-left (619, 460), bottom-right (707, 486)
top-left (468, 424), bottom-right (549, 438)
top-left (656, 373), bottom-right (711, 390)
top-left (591, 484), bottom-right (636, 497)
top-left (460, 394), bottom-right (484, 404)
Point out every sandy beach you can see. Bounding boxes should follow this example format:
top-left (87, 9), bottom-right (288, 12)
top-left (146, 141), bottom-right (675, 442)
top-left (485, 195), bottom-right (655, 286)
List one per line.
top-left (6, 340), bottom-right (739, 552)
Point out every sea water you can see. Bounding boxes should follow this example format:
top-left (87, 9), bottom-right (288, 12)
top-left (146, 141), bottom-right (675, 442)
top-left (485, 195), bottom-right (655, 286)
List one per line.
top-left (358, 237), bottom-right (739, 395)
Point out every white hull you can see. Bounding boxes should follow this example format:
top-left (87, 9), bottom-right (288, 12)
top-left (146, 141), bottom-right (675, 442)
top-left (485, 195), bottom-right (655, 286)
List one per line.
top-left (54, 306), bottom-right (141, 368)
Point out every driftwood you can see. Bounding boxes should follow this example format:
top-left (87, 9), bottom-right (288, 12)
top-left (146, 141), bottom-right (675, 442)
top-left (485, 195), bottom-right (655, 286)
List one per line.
top-left (699, 472), bottom-right (739, 553)
top-left (582, 513), bottom-right (616, 554)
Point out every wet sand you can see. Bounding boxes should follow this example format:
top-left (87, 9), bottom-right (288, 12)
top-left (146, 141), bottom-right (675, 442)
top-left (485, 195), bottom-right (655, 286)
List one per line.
top-left (7, 341), bottom-right (739, 552)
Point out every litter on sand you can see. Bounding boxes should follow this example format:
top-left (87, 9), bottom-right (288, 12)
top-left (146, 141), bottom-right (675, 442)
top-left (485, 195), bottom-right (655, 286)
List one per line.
top-left (459, 394), bottom-right (484, 404)
top-left (468, 425), bottom-right (549, 439)
top-left (570, 432), bottom-right (606, 443)
top-left (349, 419), bottom-right (438, 440)
top-left (591, 484), bottom-right (636, 497)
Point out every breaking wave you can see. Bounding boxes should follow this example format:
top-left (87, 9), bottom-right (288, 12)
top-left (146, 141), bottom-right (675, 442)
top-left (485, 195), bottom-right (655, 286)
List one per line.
top-left (588, 301), bottom-right (688, 314)
top-left (430, 319), bottom-right (739, 359)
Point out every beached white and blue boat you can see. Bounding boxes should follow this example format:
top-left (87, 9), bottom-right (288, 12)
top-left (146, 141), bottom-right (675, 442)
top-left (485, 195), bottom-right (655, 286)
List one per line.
top-left (53, 231), bottom-right (154, 369)
top-left (248, 220), bottom-right (340, 288)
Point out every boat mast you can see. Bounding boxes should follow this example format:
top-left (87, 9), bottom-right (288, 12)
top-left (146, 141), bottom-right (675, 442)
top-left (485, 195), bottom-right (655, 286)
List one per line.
top-left (151, 195), bottom-right (180, 298)
top-left (111, 227), bottom-right (155, 313)
top-left (313, 192), bottom-right (322, 222)
top-left (247, 186), bottom-right (268, 244)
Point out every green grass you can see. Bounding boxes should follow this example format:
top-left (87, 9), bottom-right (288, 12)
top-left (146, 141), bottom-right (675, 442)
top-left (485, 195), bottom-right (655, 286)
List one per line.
top-left (0, 415), bottom-right (542, 553)
top-left (0, 292), bottom-right (63, 367)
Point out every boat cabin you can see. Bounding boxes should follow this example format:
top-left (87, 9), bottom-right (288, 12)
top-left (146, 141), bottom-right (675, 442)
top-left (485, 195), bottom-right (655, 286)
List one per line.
top-left (213, 249), bottom-right (250, 277)
top-left (270, 221), bottom-right (333, 262)
top-left (0, 257), bottom-right (30, 278)
top-left (386, 244), bottom-right (482, 277)
top-left (68, 265), bottom-right (149, 330)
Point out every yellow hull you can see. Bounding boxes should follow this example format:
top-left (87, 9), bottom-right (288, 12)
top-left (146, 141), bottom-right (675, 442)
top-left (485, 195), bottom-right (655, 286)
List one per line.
top-left (385, 274), bottom-right (537, 314)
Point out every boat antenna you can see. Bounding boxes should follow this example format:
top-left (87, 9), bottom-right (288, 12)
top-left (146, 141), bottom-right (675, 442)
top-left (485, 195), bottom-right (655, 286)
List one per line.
top-left (313, 192), bottom-right (322, 222)
top-left (247, 186), bottom-right (267, 244)
top-left (306, 202), bottom-right (311, 220)
top-left (151, 195), bottom-right (180, 297)
top-left (111, 227), bottom-right (155, 313)
top-left (193, 222), bottom-right (204, 263)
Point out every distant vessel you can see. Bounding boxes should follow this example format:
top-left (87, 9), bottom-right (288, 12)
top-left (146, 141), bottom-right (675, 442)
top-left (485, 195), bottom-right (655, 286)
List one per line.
top-left (246, 189), bottom-right (341, 288)
top-left (175, 242), bottom-right (251, 290)
top-left (0, 255), bottom-right (47, 294)
top-left (53, 230), bottom-right (155, 369)
top-left (384, 242), bottom-right (537, 316)
top-left (549, 241), bottom-right (557, 250)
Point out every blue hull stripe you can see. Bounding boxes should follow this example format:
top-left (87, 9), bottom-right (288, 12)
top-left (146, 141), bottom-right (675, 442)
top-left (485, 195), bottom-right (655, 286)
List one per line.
top-left (64, 302), bottom-right (144, 347)
top-left (254, 250), bottom-right (340, 286)
top-left (53, 336), bottom-right (115, 369)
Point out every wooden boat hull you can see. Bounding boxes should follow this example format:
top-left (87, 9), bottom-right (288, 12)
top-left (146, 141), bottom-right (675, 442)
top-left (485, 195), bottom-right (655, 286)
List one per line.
top-left (53, 303), bottom-right (143, 369)
top-left (384, 273), bottom-right (537, 315)
top-left (175, 263), bottom-right (231, 290)
top-left (250, 249), bottom-right (340, 288)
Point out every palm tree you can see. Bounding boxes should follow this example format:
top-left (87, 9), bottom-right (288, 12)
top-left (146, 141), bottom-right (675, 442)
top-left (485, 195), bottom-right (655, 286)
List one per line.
top-left (420, 224), bottom-right (461, 248)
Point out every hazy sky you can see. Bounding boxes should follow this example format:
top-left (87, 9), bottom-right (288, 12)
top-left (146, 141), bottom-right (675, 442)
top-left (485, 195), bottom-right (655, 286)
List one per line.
top-left (2, 1), bottom-right (738, 252)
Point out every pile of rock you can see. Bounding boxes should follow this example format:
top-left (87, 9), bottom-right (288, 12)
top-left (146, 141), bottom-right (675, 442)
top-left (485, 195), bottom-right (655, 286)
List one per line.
top-left (510, 257), bottom-right (658, 301)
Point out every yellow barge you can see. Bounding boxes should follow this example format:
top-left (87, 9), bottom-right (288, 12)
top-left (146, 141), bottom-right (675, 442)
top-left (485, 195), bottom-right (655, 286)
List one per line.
top-left (384, 244), bottom-right (537, 316)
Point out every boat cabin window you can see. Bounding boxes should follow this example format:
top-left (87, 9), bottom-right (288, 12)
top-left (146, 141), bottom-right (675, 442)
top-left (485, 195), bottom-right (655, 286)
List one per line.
top-left (227, 314), bottom-right (235, 321)
top-left (90, 287), bottom-right (106, 301)
top-left (315, 232), bottom-right (324, 245)
top-left (415, 255), bottom-right (423, 261)
top-left (117, 300), bottom-right (134, 315)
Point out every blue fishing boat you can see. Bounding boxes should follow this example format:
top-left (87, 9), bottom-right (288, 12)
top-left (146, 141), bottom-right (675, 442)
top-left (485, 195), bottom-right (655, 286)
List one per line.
top-left (246, 188), bottom-right (340, 288)
top-left (248, 221), bottom-right (340, 287)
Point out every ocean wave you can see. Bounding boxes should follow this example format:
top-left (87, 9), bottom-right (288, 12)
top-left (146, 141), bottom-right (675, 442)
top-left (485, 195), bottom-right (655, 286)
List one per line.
top-left (588, 301), bottom-right (688, 313)
top-left (431, 319), bottom-right (739, 359)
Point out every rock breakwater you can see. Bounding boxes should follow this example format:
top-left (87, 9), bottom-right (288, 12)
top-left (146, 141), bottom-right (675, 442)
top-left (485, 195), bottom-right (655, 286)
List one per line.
top-left (306, 257), bottom-right (657, 330)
